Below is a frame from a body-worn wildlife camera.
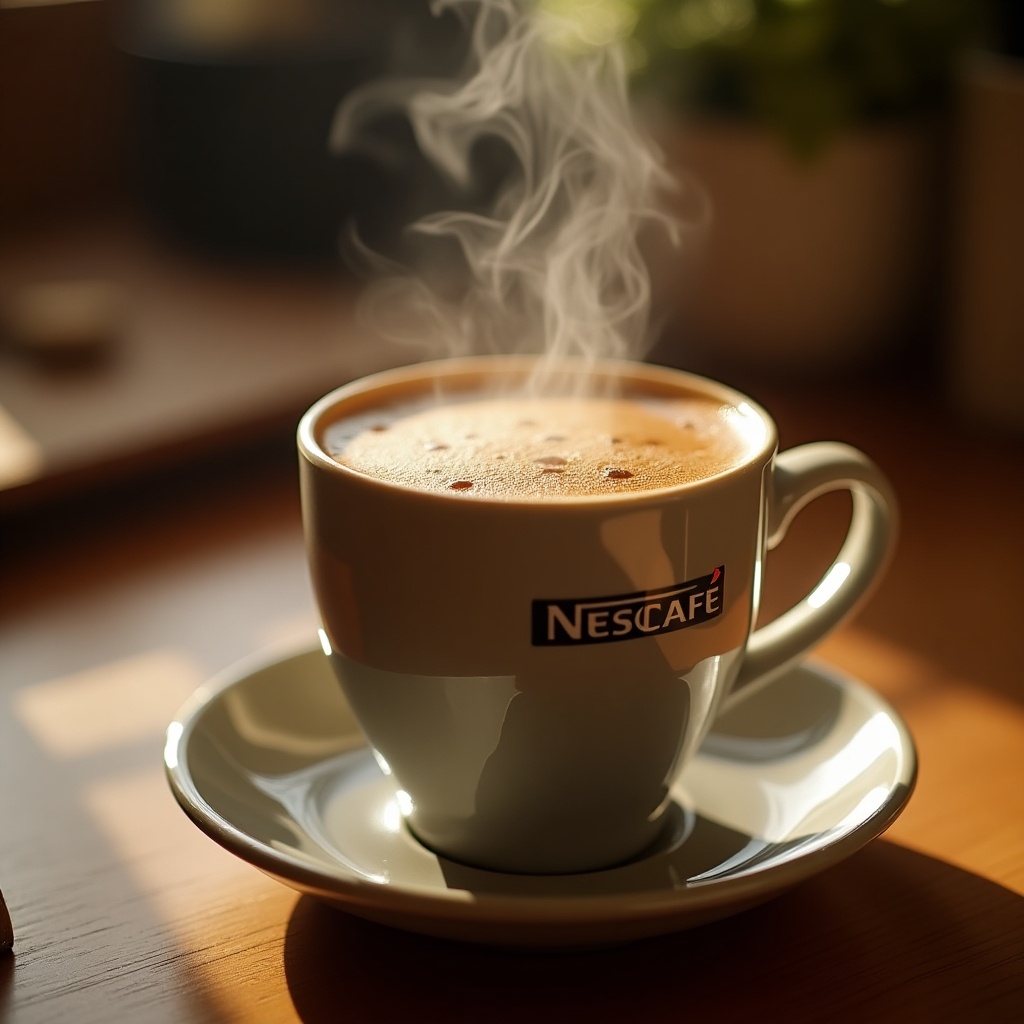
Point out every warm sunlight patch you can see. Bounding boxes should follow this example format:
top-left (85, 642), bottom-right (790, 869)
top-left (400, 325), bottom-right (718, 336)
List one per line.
top-left (13, 649), bottom-right (204, 758)
top-left (0, 404), bottom-right (43, 489)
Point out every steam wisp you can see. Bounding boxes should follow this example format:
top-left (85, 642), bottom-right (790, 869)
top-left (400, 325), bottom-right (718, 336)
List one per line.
top-left (331, 0), bottom-right (701, 390)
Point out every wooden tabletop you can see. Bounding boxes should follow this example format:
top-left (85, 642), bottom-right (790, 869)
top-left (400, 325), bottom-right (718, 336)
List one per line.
top-left (1, 366), bottom-right (1022, 1023)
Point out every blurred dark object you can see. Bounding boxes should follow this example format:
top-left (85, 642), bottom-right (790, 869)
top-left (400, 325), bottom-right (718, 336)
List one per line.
top-left (0, 1), bottom-right (131, 231)
top-left (992, 0), bottom-right (1024, 57)
top-left (120, 0), bottom-right (406, 265)
top-left (944, 0), bottom-right (1024, 434)
top-left (2, 279), bottom-right (126, 367)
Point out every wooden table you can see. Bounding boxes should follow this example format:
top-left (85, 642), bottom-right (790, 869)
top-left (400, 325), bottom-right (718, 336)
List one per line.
top-left (1, 371), bottom-right (1022, 1023)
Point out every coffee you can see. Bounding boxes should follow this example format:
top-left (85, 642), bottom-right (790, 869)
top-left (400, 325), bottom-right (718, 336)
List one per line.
top-left (324, 393), bottom-right (755, 499)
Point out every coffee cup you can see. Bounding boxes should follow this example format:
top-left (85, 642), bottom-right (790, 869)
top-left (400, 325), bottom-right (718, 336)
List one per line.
top-left (298, 356), bottom-right (896, 874)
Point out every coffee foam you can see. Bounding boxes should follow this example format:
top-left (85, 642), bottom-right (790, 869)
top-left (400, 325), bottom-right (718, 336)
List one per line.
top-left (326, 394), bottom-right (754, 499)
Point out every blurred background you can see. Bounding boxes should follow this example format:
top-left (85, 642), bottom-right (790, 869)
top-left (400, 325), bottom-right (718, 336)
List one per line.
top-left (1, 7), bottom-right (1022, 1014)
top-left (0, 0), bottom-right (1021, 514)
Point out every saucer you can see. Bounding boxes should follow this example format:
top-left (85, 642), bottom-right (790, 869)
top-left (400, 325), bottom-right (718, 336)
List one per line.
top-left (164, 642), bottom-right (916, 948)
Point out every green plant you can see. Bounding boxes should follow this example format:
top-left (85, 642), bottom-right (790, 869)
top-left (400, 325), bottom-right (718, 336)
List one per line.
top-left (624, 0), bottom-right (988, 155)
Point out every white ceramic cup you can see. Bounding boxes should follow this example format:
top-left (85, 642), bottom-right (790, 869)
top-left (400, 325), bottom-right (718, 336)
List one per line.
top-left (298, 356), bottom-right (897, 874)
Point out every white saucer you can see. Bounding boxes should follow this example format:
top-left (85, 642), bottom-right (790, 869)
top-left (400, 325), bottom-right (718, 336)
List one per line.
top-left (164, 642), bottom-right (916, 948)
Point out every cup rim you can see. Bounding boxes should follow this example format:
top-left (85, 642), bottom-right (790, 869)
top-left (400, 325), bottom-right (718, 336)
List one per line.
top-left (298, 355), bottom-right (779, 507)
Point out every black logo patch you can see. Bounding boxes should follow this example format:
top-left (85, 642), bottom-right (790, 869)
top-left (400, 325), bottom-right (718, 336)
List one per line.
top-left (532, 566), bottom-right (725, 647)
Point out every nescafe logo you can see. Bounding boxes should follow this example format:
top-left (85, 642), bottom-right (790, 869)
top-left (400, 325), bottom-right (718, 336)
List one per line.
top-left (532, 566), bottom-right (724, 647)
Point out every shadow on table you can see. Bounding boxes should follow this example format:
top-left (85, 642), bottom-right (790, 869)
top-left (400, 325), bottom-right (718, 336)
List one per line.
top-left (283, 840), bottom-right (1023, 1023)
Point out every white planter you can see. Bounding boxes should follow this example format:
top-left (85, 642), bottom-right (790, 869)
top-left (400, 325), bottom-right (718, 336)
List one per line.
top-left (655, 118), bottom-right (942, 375)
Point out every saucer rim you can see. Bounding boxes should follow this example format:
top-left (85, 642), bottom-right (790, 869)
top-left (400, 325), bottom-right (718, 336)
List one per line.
top-left (165, 639), bottom-right (917, 929)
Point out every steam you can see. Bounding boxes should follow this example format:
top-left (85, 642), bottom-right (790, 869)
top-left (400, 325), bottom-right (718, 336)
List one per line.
top-left (330, 0), bottom-right (700, 389)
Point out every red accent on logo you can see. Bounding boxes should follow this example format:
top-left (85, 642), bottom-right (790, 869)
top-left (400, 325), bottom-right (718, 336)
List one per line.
top-left (711, 566), bottom-right (721, 584)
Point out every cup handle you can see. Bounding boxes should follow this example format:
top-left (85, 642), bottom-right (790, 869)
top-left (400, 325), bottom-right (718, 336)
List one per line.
top-left (725, 442), bottom-right (898, 709)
